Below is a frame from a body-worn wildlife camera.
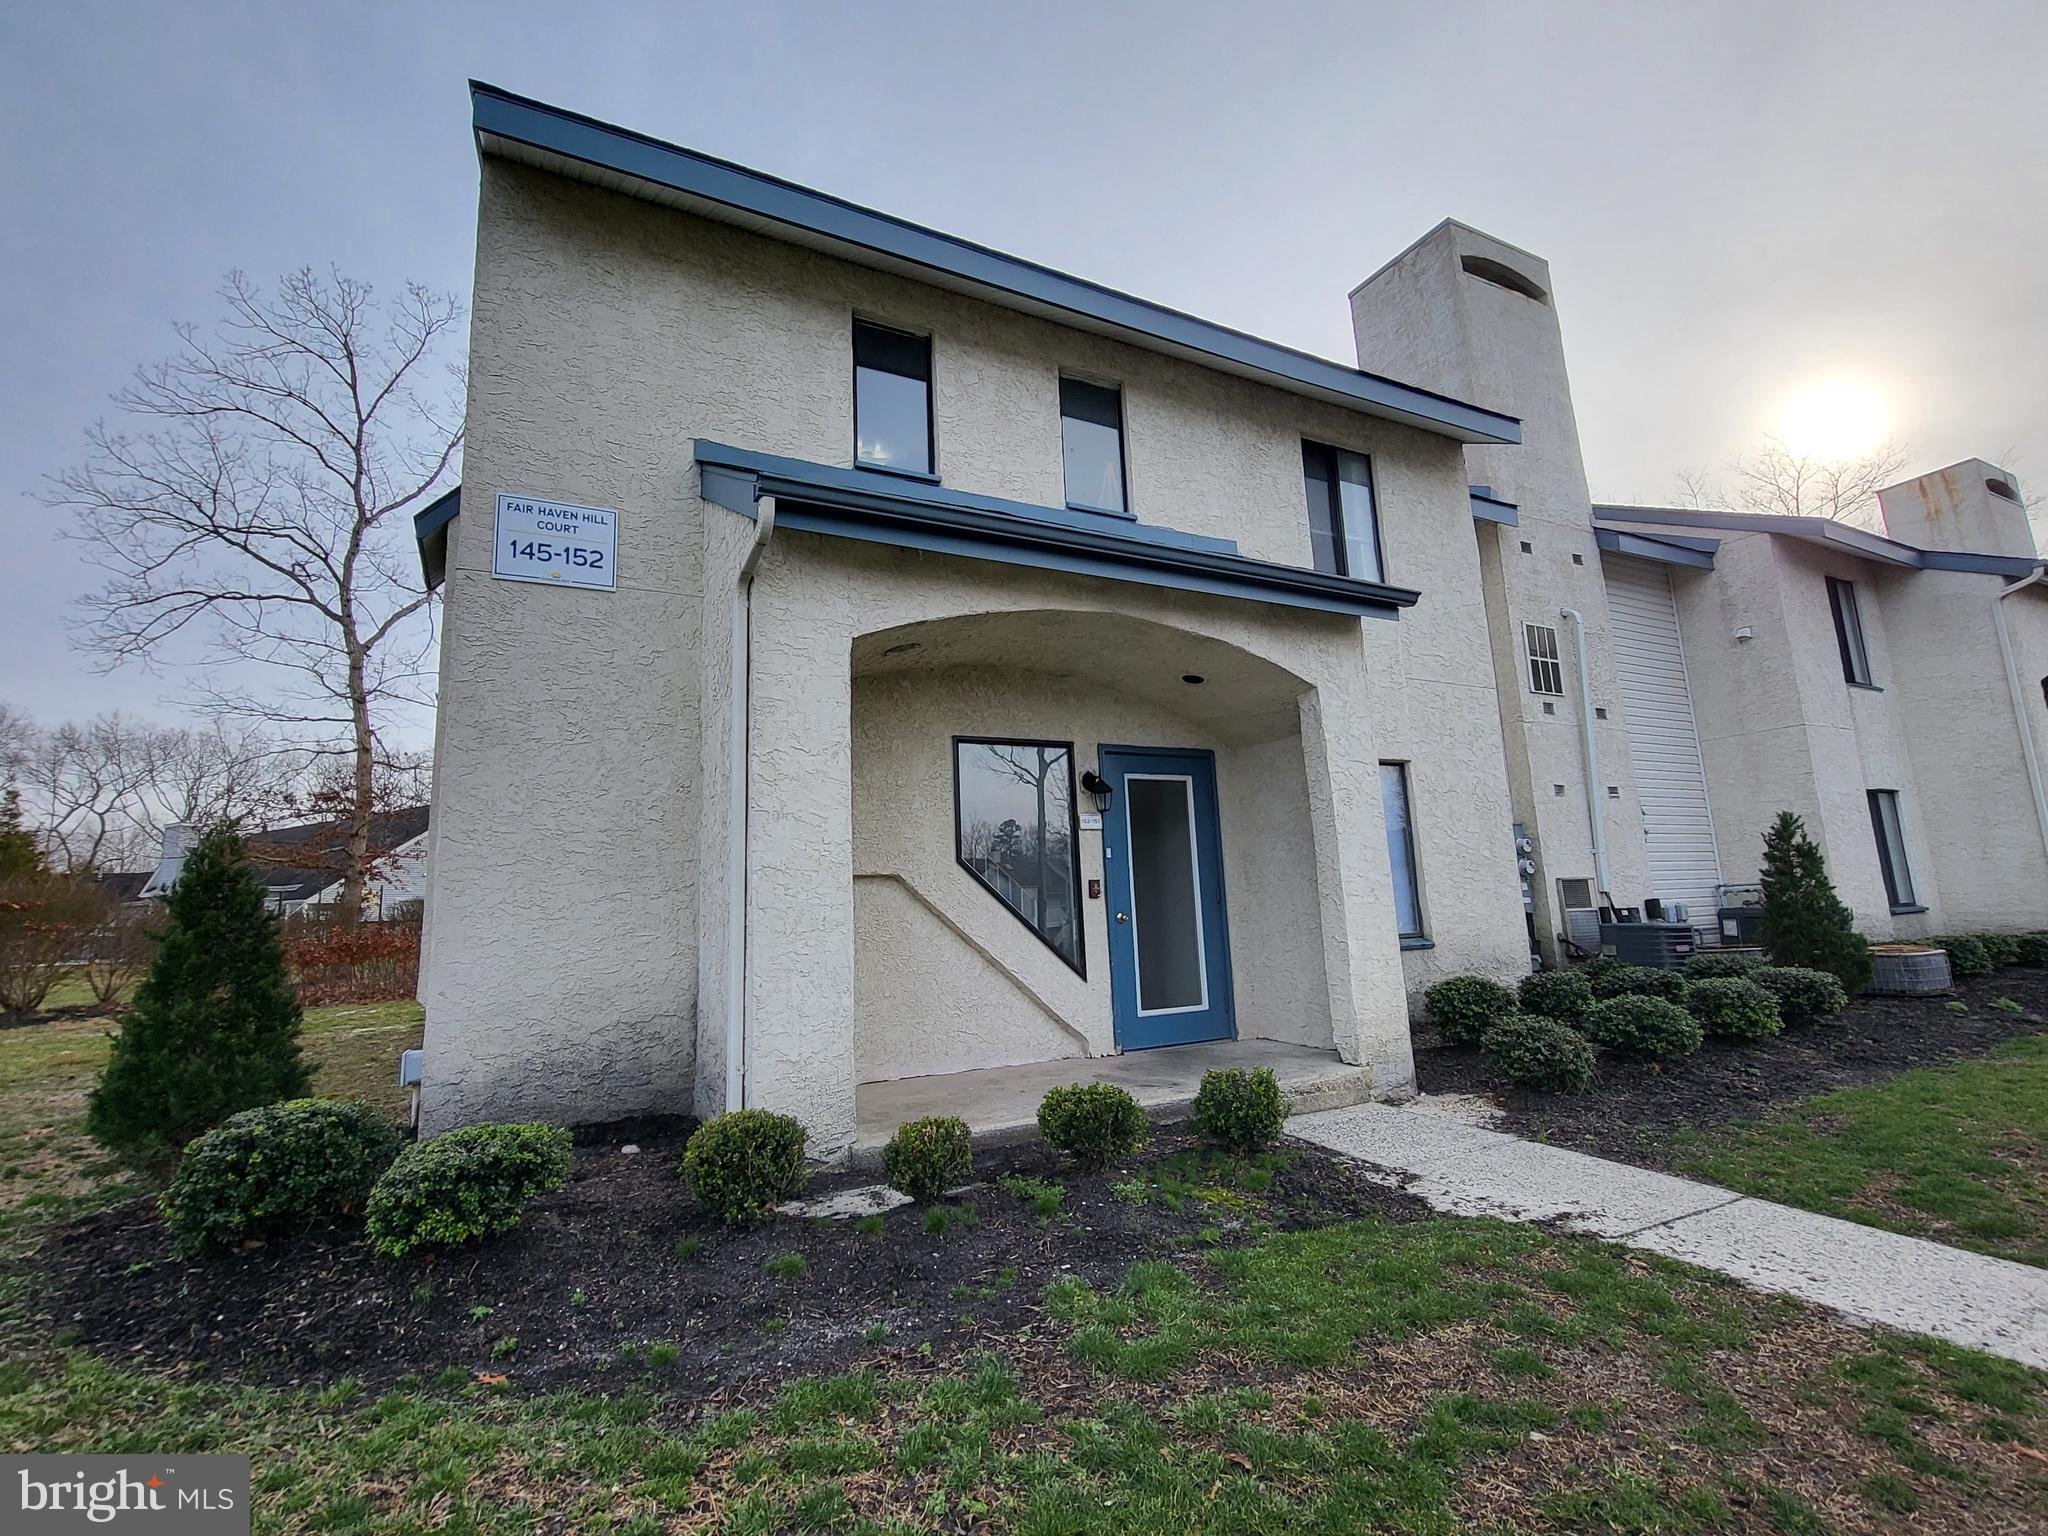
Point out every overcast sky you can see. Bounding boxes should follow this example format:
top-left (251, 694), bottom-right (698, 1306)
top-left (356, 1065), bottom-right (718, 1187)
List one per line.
top-left (5, 0), bottom-right (2045, 736)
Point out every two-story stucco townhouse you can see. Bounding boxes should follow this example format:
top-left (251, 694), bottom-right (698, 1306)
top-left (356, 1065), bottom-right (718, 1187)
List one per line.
top-left (414, 85), bottom-right (1535, 1154)
top-left (418, 86), bottom-right (2048, 1155)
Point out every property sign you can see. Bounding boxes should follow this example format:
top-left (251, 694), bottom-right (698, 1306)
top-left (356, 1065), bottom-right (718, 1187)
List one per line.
top-left (492, 494), bottom-right (617, 590)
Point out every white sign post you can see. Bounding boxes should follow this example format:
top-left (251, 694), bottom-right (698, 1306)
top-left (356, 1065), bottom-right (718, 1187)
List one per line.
top-left (492, 494), bottom-right (618, 591)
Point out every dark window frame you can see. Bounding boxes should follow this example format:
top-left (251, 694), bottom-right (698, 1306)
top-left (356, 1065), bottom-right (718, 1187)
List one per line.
top-left (852, 317), bottom-right (936, 480)
top-left (1058, 374), bottom-right (1130, 517)
top-left (1301, 439), bottom-right (1387, 583)
top-left (1525, 622), bottom-right (1565, 696)
top-left (1827, 576), bottom-right (1875, 687)
top-left (952, 735), bottom-right (1087, 976)
top-left (1380, 760), bottom-right (1426, 941)
top-left (1867, 788), bottom-right (1918, 912)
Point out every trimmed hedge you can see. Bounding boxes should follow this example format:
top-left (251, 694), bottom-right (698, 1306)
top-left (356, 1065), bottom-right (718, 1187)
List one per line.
top-left (1581, 995), bottom-right (1703, 1061)
top-left (1192, 1066), bottom-right (1287, 1153)
top-left (1423, 975), bottom-right (1518, 1044)
top-left (1038, 1083), bottom-right (1146, 1171)
top-left (1589, 963), bottom-right (1687, 1003)
top-left (1977, 933), bottom-right (2021, 970)
top-left (882, 1116), bottom-right (973, 1202)
top-left (1518, 969), bottom-right (1594, 1025)
top-left (1750, 966), bottom-right (1848, 1030)
top-left (366, 1123), bottom-right (573, 1259)
top-left (1933, 935), bottom-right (1993, 979)
top-left (159, 1098), bottom-right (399, 1256)
top-left (1480, 1016), bottom-right (1596, 1094)
top-left (683, 1109), bottom-right (808, 1227)
top-left (1681, 950), bottom-right (1768, 980)
top-left (2016, 932), bottom-right (2048, 969)
top-left (1685, 977), bottom-right (1782, 1040)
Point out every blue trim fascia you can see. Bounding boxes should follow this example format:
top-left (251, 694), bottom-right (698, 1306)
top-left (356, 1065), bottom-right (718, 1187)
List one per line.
top-left (1593, 526), bottom-right (1717, 570)
top-left (1469, 488), bottom-right (1519, 526)
top-left (695, 440), bottom-right (1417, 620)
top-left (414, 486), bottom-right (461, 588)
top-left (1593, 504), bottom-right (2043, 578)
top-left (471, 82), bottom-right (1521, 447)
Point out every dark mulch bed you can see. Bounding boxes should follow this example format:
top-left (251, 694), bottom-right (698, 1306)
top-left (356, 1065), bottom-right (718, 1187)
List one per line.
top-left (1418, 968), bottom-right (2048, 1169)
top-left (35, 1124), bottom-right (1426, 1398)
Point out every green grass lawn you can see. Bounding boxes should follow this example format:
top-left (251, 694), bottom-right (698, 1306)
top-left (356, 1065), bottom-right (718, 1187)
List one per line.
top-left (0, 998), bottom-right (422, 1261)
top-left (1673, 1035), bottom-right (2048, 1268)
top-left (3, 1214), bottom-right (2042, 1532)
top-left (2, 1000), bottom-right (2045, 1529)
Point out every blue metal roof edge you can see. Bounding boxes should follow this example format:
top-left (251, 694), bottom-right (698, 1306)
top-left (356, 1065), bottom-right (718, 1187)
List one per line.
top-left (695, 440), bottom-right (1418, 620)
top-left (1468, 487), bottom-right (1519, 526)
top-left (470, 83), bottom-right (1522, 448)
top-left (1593, 504), bottom-right (2040, 578)
top-left (415, 486), bottom-right (460, 588)
top-left (1593, 526), bottom-right (1716, 570)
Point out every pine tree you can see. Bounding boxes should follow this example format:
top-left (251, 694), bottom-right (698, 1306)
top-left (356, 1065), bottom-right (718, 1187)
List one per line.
top-left (0, 784), bottom-right (45, 879)
top-left (1758, 810), bottom-right (1873, 994)
top-left (87, 824), bottom-right (309, 1173)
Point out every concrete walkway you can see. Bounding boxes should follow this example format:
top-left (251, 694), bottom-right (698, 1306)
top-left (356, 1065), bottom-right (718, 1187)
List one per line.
top-left (1290, 1102), bottom-right (2048, 1369)
top-left (855, 1038), bottom-right (1372, 1161)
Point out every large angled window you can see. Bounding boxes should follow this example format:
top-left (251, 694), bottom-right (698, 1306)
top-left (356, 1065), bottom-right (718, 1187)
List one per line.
top-left (954, 739), bottom-right (1084, 974)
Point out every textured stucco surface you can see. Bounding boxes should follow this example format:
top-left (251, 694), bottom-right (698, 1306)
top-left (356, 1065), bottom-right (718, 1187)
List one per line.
top-left (1351, 224), bottom-right (1654, 964)
top-left (422, 163), bottom-right (1539, 1138)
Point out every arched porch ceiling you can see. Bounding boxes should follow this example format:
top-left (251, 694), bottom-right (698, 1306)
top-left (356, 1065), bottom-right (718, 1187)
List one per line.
top-left (851, 609), bottom-right (1312, 746)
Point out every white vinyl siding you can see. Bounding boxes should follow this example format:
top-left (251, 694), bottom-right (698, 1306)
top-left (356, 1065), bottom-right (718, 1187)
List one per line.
top-left (1604, 556), bottom-right (1721, 922)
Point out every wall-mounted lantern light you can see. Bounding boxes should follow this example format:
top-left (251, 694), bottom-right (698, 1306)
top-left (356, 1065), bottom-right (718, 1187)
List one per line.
top-left (1080, 768), bottom-right (1114, 814)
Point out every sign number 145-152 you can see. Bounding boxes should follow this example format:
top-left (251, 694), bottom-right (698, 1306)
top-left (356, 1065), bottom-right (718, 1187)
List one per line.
top-left (492, 494), bottom-right (618, 591)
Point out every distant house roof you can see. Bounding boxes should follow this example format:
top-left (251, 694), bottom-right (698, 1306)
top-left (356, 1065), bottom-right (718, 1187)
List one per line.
top-left (1592, 505), bottom-right (2043, 578)
top-left (243, 807), bottom-right (431, 905)
top-left (93, 870), bottom-right (151, 903)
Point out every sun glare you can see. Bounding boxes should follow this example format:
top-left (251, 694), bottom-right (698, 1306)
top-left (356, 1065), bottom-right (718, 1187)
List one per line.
top-left (1776, 380), bottom-right (1888, 464)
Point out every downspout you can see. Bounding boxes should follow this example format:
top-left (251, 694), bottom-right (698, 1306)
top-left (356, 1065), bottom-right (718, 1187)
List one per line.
top-left (1992, 567), bottom-right (2048, 865)
top-left (726, 494), bottom-right (777, 1112)
top-left (1560, 607), bottom-right (1613, 896)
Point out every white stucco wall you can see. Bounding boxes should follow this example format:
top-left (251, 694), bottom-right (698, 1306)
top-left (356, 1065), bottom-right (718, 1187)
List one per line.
top-left (1350, 222), bottom-right (1655, 963)
top-left (423, 158), bottom-right (1527, 1138)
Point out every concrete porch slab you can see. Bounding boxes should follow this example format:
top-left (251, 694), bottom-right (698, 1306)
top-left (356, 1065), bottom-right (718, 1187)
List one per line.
top-left (852, 1038), bottom-right (1375, 1166)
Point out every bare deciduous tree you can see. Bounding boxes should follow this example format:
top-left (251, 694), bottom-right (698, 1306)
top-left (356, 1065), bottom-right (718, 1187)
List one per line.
top-left (19, 714), bottom-right (158, 872)
top-left (45, 268), bottom-right (462, 913)
top-left (1675, 436), bottom-right (1912, 530)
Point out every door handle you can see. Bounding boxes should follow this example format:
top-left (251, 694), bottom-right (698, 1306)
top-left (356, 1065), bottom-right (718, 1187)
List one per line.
top-left (1115, 912), bottom-right (1130, 924)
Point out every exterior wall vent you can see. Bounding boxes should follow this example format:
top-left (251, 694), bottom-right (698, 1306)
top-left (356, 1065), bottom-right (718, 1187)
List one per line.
top-left (1460, 255), bottom-right (1549, 304)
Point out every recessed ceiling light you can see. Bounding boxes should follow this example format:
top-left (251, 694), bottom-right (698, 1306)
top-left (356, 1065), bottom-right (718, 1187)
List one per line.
top-left (1181, 673), bottom-right (1205, 685)
top-left (882, 641), bottom-right (922, 656)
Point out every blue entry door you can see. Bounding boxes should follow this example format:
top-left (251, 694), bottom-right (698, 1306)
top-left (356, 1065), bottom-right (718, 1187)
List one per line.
top-left (1099, 746), bottom-right (1235, 1049)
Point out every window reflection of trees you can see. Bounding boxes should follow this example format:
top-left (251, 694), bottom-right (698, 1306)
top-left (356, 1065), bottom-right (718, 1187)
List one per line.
top-left (955, 741), bottom-right (1081, 970)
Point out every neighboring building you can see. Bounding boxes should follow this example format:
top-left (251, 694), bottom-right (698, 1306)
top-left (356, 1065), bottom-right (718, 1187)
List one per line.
top-left (140, 809), bottom-right (431, 918)
top-left (414, 87), bottom-right (2048, 1153)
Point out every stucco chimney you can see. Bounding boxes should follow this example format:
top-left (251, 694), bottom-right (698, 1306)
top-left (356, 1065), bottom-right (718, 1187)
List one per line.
top-left (1874, 459), bottom-right (2035, 559)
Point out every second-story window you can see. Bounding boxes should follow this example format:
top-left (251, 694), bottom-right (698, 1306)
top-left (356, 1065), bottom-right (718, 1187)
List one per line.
top-left (1525, 623), bottom-right (1565, 696)
top-left (853, 319), bottom-right (932, 476)
top-left (1827, 576), bottom-right (1874, 686)
top-left (1059, 376), bottom-right (1127, 514)
top-left (1301, 441), bottom-right (1383, 582)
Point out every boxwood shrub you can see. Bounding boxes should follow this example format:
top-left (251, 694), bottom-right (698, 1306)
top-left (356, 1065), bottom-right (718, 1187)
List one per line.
top-left (159, 1098), bottom-right (399, 1256)
top-left (1589, 963), bottom-right (1687, 1003)
top-left (1750, 965), bottom-right (1848, 1030)
top-left (1037, 1083), bottom-right (1146, 1172)
top-left (2015, 932), bottom-right (2048, 969)
top-left (682, 1109), bottom-right (808, 1227)
top-left (366, 1123), bottom-right (573, 1259)
top-left (1581, 995), bottom-right (1702, 1061)
top-left (881, 1115), bottom-right (973, 1202)
top-left (1933, 935), bottom-right (1993, 979)
top-left (1976, 933), bottom-right (2021, 970)
top-left (1192, 1066), bottom-right (1287, 1152)
top-left (1681, 950), bottom-right (1768, 980)
top-left (1422, 975), bottom-right (1518, 1044)
top-left (1517, 969), bottom-right (1593, 1025)
top-left (1685, 977), bottom-right (1783, 1039)
top-left (1480, 1016), bottom-right (1596, 1094)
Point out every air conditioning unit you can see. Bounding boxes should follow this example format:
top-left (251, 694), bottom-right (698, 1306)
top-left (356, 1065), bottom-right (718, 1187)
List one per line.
top-left (1601, 921), bottom-right (1697, 969)
top-left (1558, 877), bottom-right (1601, 956)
